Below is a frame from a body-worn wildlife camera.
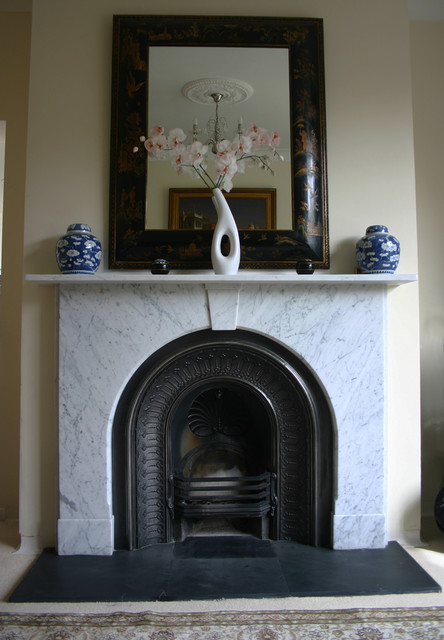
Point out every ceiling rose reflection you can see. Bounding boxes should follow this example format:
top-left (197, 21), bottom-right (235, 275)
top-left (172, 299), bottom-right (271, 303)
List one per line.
top-left (182, 77), bottom-right (254, 153)
top-left (181, 77), bottom-right (254, 104)
top-left (183, 78), bottom-right (252, 155)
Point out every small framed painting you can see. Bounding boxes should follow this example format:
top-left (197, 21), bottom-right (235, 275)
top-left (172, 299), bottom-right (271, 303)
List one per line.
top-left (169, 188), bottom-right (276, 231)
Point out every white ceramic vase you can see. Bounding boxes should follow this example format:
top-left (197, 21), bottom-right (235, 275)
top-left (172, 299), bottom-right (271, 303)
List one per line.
top-left (211, 188), bottom-right (241, 275)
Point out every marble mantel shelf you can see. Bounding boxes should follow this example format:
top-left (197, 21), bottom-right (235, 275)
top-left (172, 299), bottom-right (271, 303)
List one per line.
top-left (26, 271), bottom-right (417, 286)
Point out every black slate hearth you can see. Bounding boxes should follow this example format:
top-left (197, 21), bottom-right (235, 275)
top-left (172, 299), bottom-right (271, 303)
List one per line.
top-left (9, 538), bottom-right (440, 602)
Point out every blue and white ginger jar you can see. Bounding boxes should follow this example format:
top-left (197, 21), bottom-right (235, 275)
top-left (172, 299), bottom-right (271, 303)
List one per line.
top-left (56, 223), bottom-right (102, 274)
top-left (356, 225), bottom-right (400, 274)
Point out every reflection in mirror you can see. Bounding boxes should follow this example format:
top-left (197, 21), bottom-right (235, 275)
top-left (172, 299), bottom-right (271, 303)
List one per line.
top-left (110, 15), bottom-right (329, 270)
top-left (147, 47), bottom-right (291, 230)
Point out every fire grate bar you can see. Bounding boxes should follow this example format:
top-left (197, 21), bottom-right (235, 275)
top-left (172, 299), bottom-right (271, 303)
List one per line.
top-left (172, 472), bottom-right (277, 518)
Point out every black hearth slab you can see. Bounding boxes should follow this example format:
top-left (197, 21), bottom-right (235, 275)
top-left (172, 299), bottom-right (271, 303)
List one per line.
top-left (9, 539), bottom-right (441, 603)
top-left (165, 557), bottom-right (287, 599)
top-left (273, 540), bottom-right (441, 597)
top-left (10, 544), bottom-right (176, 603)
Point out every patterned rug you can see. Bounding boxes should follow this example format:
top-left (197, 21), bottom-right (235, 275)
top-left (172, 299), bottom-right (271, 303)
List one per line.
top-left (1, 607), bottom-right (444, 639)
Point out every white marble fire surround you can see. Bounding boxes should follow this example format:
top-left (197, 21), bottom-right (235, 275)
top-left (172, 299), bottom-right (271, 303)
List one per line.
top-left (28, 271), bottom-right (416, 556)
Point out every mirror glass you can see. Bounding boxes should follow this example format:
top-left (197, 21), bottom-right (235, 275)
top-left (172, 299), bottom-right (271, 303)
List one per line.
top-left (109, 16), bottom-right (329, 269)
top-left (147, 47), bottom-right (291, 230)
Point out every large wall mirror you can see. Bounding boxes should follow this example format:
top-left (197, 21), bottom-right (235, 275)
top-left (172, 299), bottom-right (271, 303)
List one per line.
top-left (110, 15), bottom-right (329, 269)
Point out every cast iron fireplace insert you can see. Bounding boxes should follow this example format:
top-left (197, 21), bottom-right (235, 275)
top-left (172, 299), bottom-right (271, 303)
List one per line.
top-left (113, 329), bottom-right (334, 550)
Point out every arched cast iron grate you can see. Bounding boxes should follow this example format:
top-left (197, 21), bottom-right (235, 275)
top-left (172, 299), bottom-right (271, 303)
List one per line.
top-left (112, 329), bottom-right (334, 550)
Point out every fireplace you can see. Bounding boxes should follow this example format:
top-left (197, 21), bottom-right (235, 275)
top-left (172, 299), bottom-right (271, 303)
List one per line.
top-left (112, 330), bottom-right (333, 549)
top-left (28, 271), bottom-right (414, 556)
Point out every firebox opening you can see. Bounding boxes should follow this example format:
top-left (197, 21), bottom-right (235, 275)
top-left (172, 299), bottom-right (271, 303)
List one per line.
top-left (168, 383), bottom-right (277, 541)
top-left (112, 329), bottom-right (334, 552)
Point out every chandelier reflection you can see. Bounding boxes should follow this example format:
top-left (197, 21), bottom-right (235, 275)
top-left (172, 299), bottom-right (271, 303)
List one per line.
top-left (183, 78), bottom-right (253, 154)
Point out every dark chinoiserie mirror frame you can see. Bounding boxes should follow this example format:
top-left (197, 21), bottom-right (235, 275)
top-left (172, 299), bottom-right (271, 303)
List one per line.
top-left (109, 15), bottom-right (329, 270)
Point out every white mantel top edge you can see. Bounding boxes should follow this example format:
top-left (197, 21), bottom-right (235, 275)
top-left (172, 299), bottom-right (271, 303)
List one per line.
top-left (25, 271), bottom-right (417, 286)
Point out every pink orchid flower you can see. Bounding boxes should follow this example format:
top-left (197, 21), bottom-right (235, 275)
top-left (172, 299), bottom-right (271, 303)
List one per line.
top-left (268, 131), bottom-right (281, 148)
top-left (215, 139), bottom-right (233, 157)
top-left (187, 141), bottom-right (209, 167)
top-left (169, 144), bottom-right (185, 167)
top-left (167, 128), bottom-right (187, 147)
top-left (136, 122), bottom-right (282, 191)
top-left (215, 154), bottom-right (238, 191)
top-left (234, 135), bottom-right (253, 156)
top-left (144, 134), bottom-right (167, 159)
top-left (149, 125), bottom-right (164, 137)
top-left (244, 123), bottom-right (267, 140)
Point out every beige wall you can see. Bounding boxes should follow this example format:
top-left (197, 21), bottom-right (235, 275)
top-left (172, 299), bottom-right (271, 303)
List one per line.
top-left (0, 11), bottom-right (31, 519)
top-left (410, 20), bottom-right (444, 515)
top-left (15, 0), bottom-right (421, 547)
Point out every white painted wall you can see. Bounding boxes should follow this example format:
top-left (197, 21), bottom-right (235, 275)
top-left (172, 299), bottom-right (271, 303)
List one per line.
top-left (0, 9), bottom-right (31, 522)
top-left (410, 19), bottom-right (444, 516)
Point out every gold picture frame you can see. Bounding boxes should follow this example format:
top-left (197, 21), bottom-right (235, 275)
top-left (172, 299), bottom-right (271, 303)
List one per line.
top-left (169, 188), bottom-right (276, 231)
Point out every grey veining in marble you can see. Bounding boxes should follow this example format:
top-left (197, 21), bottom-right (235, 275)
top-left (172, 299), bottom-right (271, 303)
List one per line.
top-left (57, 280), bottom-right (388, 554)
